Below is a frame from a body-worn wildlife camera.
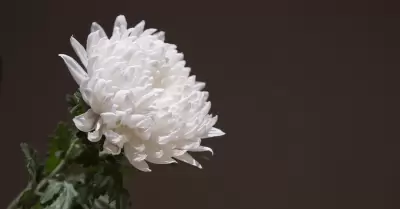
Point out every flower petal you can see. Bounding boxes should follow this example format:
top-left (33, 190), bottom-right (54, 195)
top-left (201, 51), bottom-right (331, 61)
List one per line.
top-left (87, 30), bottom-right (100, 51)
top-left (72, 109), bottom-right (98, 132)
top-left (70, 36), bottom-right (88, 67)
top-left (79, 88), bottom-right (93, 106)
top-left (87, 55), bottom-right (99, 76)
top-left (114, 15), bottom-right (127, 33)
top-left (104, 131), bottom-right (127, 148)
top-left (158, 131), bottom-right (178, 144)
top-left (103, 139), bottom-right (121, 155)
top-left (129, 160), bottom-right (151, 172)
top-left (91, 22), bottom-right (107, 38)
top-left (123, 114), bottom-right (147, 128)
top-left (193, 82), bottom-right (206, 91)
top-left (177, 138), bottom-right (201, 150)
top-left (124, 143), bottom-right (151, 172)
top-left (100, 112), bottom-right (119, 128)
top-left (174, 153), bottom-right (202, 169)
top-left (146, 155), bottom-right (176, 164)
top-left (59, 54), bottom-right (88, 86)
top-left (135, 128), bottom-right (151, 140)
top-left (141, 28), bottom-right (157, 36)
top-left (206, 127), bottom-right (225, 138)
top-left (189, 146), bottom-right (214, 155)
top-left (136, 117), bottom-right (152, 129)
top-left (135, 88), bottom-right (164, 110)
top-left (130, 21), bottom-right (145, 37)
top-left (172, 149), bottom-right (187, 157)
top-left (88, 120), bottom-right (104, 142)
top-left (154, 31), bottom-right (165, 41)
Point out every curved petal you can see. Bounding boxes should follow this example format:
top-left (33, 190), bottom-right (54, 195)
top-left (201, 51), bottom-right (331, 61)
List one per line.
top-left (70, 36), bottom-right (88, 67)
top-left (104, 130), bottom-right (127, 148)
top-left (189, 146), bottom-right (214, 155)
top-left (174, 153), bottom-right (202, 169)
top-left (103, 139), bottom-right (121, 155)
top-left (88, 120), bottom-right (104, 142)
top-left (59, 54), bottom-right (88, 86)
top-left (91, 22), bottom-right (107, 38)
top-left (72, 109), bottom-right (98, 132)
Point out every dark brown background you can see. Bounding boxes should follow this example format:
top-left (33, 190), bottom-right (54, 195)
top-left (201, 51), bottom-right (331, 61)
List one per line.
top-left (1, 0), bottom-right (400, 208)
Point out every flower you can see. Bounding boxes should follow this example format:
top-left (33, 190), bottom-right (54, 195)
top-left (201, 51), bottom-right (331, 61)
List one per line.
top-left (59, 15), bottom-right (225, 172)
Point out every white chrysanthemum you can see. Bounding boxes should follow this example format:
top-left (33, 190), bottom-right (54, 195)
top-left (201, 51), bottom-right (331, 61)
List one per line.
top-left (59, 15), bottom-right (225, 172)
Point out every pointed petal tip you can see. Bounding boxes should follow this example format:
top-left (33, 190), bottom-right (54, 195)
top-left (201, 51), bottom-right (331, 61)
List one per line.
top-left (58, 54), bottom-right (88, 85)
top-left (142, 168), bottom-right (152, 172)
top-left (116, 15), bottom-right (126, 20)
top-left (209, 149), bottom-right (214, 156)
top-left (136, 20), bottom-right (145, 28)
top-left (69, 35), bottom-right (78, 43)
top-left (175, 153), bottom-right (202, 169)
top-left (205, 127), bottom-right (225, 138)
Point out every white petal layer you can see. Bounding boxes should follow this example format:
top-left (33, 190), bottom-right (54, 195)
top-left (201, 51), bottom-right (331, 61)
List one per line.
top-left (61, 15), bottom-right (225, 172)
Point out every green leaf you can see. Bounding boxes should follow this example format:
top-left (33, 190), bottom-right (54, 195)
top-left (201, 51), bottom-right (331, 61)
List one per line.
top-left (45, 123), bottom-right (77, 174)
top-left (40, 180), bottom-right (63, 204)
top-left (20, 143), bottom-right (39, 182)
top-left (66, 91), bottom-right (89, 117)
top-left (93, 195), bottom-right (116, 209)
top-left (17, 185), bottom-right (39, 209)
top-left (42, 181), bottom-right (78, 209)
top-left (32, 202), bottom-right (43, 209)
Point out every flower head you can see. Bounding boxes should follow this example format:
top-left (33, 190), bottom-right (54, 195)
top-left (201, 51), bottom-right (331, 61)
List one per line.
top-left (59, 15), bottom-right (225, 171)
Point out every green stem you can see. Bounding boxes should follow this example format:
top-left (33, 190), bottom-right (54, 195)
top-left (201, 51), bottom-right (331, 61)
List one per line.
top-left (6, 182), bottom-right (33, 209)
top-left (35, 138), bottom-right (79, 194)
top-left (7, 138), bottom-right (79, 209)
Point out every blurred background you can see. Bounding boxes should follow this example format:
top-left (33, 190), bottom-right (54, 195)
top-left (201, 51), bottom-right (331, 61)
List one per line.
top-left (1, 0), bottom-right (400, 208)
